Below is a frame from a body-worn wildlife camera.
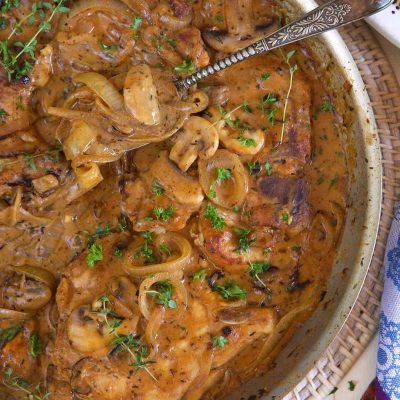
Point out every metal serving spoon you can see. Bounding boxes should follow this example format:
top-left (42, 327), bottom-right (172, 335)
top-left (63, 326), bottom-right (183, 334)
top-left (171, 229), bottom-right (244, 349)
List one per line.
top-left (176, 0), bottom-right (393, 91)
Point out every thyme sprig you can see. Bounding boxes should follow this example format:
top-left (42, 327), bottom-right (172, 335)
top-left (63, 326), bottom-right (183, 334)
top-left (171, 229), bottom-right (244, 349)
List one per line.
top-left (0, 0), bottom-right (69, 80)
top-left (279, 49), bottom-right (298, 145)
top-left (95, 295), bottom-right (157, 381)
top-left (3, 367), bottom-right (50, 400)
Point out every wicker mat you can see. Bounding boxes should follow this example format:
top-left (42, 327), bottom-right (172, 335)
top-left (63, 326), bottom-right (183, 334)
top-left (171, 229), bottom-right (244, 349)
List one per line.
top-left (284, 21), bottom-right (400, 400)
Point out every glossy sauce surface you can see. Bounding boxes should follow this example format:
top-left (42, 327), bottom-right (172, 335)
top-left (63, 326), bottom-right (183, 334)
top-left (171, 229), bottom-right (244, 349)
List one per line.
top-left (0, 1), bottom-right (347, 399)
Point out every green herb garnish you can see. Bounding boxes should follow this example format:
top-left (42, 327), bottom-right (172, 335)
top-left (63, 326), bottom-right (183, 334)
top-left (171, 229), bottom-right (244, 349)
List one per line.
top-left (147, 280), bottom-right (177, 309)
top-left (237, 136), bottom-right (256, 147)
top-left (151, 180), bottom-right (165, 197)
top-left (193, 268), bottom-right (206, 281)
top-left (204, 203), bottom-right (226, 230)
top-left (152, 206), bottom-right (174, 221)
top-left (28, 333), bottom-right (42, 357)
top-left (0, 324), bottom-right (22, 347)
top-left (321, 99), bottom-right (333, 112)
top-left (234, 227), bottom-right (255, 254)
top-left (87, 243), bottom-right (103, 268)
top-left (213, 335), bottom-right (228, 348)
top-left (264, 162), bottom-right (273, 176)
top-left (214, 280), bottom-right (247, 300)
top-left (174, 58), bottom-right (196, 73)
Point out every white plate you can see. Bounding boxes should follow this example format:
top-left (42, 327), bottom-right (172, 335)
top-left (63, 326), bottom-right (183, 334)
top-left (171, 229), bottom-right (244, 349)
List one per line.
top-left (367, 2), bottom-right (400, 48)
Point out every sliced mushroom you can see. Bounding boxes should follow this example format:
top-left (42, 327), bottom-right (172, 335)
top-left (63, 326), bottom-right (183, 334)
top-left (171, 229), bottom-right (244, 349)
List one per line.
top-left (124, 64), bottom-right (161, 126)
top-left (170, 116), bottom-right (219, 172)
top-left (216, 307), bottom-right (252, 325)
top-left (150, 151), bottom-right (204, 206)
top-left (67, 305), bottom-right (112, 356)
top-left (1, 267), bottom-right (56, 312)
top-left (219, 126), bottom-right (265, 156)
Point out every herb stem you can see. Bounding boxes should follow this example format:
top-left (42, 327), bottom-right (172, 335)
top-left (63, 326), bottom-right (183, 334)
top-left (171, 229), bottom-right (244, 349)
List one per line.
top-left (278, 49), bottom-right (298, 145)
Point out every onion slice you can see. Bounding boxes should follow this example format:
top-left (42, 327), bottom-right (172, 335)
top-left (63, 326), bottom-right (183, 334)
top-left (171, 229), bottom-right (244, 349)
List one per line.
top-left (199, 149), bottom-right (249, 208)
top-left (138, 271), bottom-right (187, 320)
top-left (74, 73), bottom-right (124, 111)
top-left (0, 308), bottom-right (31, 320)
top-left (125, 233), bottom-right (192, 276)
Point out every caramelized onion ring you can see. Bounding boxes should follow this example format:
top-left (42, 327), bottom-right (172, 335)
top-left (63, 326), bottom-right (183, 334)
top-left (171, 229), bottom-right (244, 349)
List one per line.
top-left (59, 0), bottom-right (131, 30)
top-left (125, 233), bottom-right (192, 276)
top-left (74, 73), bottom-right (124, 111)
top-left (139, 271), bottom-right (187, 320)
top-left (309, 212), bottom-right (335, 253)
top-left (199, 149), bottom-right (249, 208)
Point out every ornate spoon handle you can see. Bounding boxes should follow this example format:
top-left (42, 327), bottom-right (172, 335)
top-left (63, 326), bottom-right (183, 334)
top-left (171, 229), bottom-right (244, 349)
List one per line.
top-left (176, 0), bottom-right (392, 91)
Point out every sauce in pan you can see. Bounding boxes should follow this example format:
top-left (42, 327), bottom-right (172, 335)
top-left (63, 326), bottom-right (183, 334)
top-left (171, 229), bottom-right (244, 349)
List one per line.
top-left (0, 0), bottom-right (347, 398)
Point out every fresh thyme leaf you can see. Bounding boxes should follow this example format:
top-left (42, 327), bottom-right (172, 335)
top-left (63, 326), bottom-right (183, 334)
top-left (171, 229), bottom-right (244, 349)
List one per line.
top-left (248, 261), bottom-right (270, 280)
top-left (147, 280), bottom-right (177, 309)
top-left (3, 367), bottom-right (50, 400)
top-left (287, 50), bottom-right (296, 61)
top-left (114, 248), bottom-right (123, 259)
top-left (261, 72), bottom-right (270, 80)
top-left (100, 41), bottom-right (119, 56)
top-left (131, 16), bottom-right (142, 30)
top-left (28, 333), bottom-right (42, 357)
top-left (237, 136), bottom-right (256, 147)
top-left (329, 174), bottom-right (339, 188)
top-left (246, 161), bottom-right (261, 176)
top-left (0, 17), bottom-right (8, 30)
top-left (87, 243), bottom-right (103, 268)
top-left (174, 58), bottom-right (196, 73)
top-left (87, 224), bottom-right (111, 246)
top-left (1, 0), bottom-right (69, 80)
top-left (0, 324), bottom-right (22, 347)
top-left (204, 203), bottom-right (226, 230)
top-left (213, 335), bottom-right (228, 348)
top-left (166, 37), bottom-right (176, 48)
top-left (264, 162), bottom-right (273, 176)
top-left (266, 107), bottom-right (277, 125)
top-left (233, 227), bottom-right (255, 254)
top-left (23, 153), bottom-right (36, 171)
top-left (261, 92), bottom-right (278, 105)
top-left (214, 280), bottom-right (247, 300)
top-left (0, 108), bottom-right (9, 118)
top-left (151, 180), bottom-right (165, 197)
top-left (243, 100), bottom-right (252, 113)
top-left (1, 0), bottom-right (21, 12)
top-left (281, 212), bottom-right (290, 224)
top-left (193, 268), bottom-right (206, 281)
top-left (136, 231), bottom-right (155, 262)
top-left (160, 244), bottom-right (171, 256)
top-left (320, 98), bottom-right (333, 112)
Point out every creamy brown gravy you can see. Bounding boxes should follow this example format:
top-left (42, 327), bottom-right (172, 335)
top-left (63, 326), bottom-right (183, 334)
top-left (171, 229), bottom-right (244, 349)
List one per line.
top-left (0, 1), bottom-right (347, 399)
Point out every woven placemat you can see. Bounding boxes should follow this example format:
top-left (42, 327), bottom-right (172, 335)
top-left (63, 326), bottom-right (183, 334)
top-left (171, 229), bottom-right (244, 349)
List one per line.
top-left (284, 21), bottom-right (400, 400)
